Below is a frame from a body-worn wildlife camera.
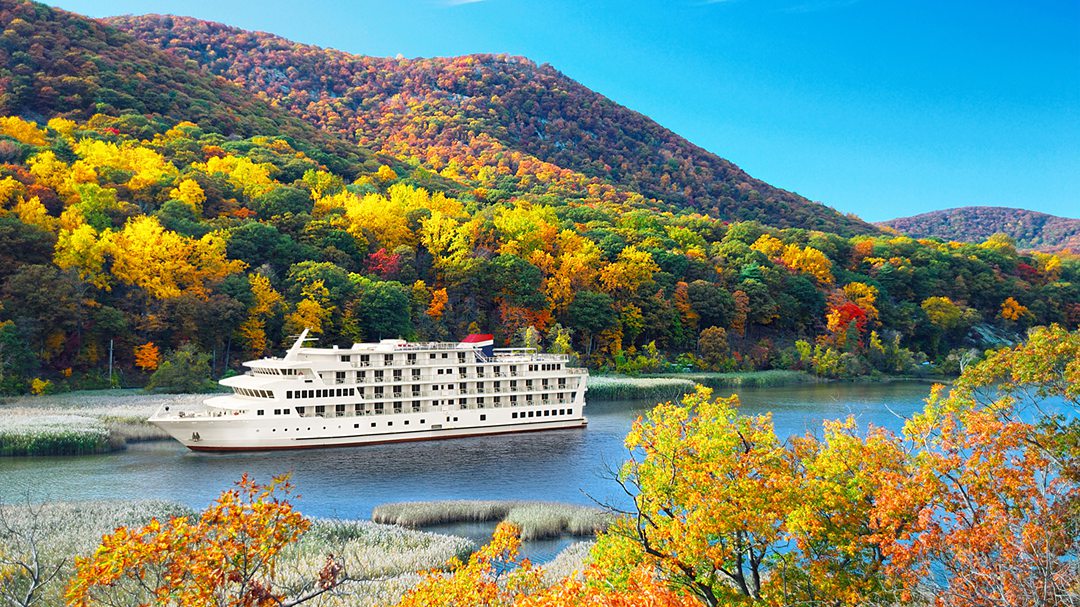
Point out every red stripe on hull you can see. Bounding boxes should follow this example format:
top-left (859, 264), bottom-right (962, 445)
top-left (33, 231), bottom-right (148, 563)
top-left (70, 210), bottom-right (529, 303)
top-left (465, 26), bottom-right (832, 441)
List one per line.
top-left (185, 421), bottom-right (587, 453)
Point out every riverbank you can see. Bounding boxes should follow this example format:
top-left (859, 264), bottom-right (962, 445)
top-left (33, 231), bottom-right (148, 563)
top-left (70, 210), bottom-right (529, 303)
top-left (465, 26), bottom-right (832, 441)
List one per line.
top-left (0, 390), bottom-right (195, 455)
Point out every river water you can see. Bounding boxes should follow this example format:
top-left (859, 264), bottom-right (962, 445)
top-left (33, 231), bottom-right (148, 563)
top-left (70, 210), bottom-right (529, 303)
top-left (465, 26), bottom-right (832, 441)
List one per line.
top-left (0, 381), bottom-right (939, 518)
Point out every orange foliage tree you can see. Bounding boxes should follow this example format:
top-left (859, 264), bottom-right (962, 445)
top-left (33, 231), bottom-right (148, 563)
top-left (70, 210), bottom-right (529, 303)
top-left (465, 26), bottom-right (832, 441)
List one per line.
top-left (133, 341), bottom-right (160, 371)
top-left (67, 475), bottom-right (347, 607)
top-left (874, 325), bottom-right (1079, 607)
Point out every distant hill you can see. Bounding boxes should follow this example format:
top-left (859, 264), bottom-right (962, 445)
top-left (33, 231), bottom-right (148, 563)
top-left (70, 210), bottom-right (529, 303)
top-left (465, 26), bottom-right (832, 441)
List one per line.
top-left (108, 14), bottom-right (876, 235)
top-left (0, 0), bottom-right (382, 176)
top-left (879, 207), bottom-right (1080, 251)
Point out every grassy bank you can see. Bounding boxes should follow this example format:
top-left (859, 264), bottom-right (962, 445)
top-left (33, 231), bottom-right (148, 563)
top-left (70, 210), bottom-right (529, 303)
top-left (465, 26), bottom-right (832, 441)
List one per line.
top-left (0, 390), bottom-right (205, 456)
top-left (372, 500), bottom-right (612, 540)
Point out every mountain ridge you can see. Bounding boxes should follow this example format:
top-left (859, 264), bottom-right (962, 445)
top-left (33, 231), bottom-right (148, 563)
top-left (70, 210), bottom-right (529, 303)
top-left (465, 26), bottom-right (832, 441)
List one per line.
top-left (107, 13), bottom-right (876, 235)
top-left (879, 206), bottom-right (1080, 251)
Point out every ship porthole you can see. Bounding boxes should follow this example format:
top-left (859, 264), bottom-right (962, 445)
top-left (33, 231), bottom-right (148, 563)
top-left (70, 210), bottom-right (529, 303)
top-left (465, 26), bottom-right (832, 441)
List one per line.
top-left (164, 406), bottom-right (169, 412)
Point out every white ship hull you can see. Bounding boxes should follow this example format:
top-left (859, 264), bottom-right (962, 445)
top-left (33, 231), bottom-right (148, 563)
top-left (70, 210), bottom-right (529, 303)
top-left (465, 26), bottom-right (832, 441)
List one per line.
top-left (151, 401), bottom-right (587, 449)
top-left (149, 331), bottom-right (589, 452)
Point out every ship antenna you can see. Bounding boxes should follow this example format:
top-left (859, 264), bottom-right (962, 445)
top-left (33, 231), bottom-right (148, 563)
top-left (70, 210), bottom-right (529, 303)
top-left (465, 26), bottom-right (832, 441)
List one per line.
top-left (284, 328), bottom-right (312, 360)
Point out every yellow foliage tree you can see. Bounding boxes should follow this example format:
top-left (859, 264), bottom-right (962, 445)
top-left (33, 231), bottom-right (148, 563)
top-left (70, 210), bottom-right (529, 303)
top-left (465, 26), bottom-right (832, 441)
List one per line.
top-left (0, 116), bottom-right (46, 146)
top-left (73, 139), bottom-right (178, 191)
top-left (54, 223), bottom-right (112, 290)
top-left (170, 178), bottom-right (206, 214)
top-left (197, 155), bottom-right (275, 199)
top-left (106, 216), bottom-right (245, 299)
top-left (12, 196), bottom-right (54, 232)
top-left (239, 273), bottom-right (284, 355)
top-left (376, 164), bottom-right (398, 182)
top-left (599, 246), bottom-right (659, 295)
top-left (393, 522), bottom-right (541, 607)
top-left (781, 244), bottom-right (834, 284)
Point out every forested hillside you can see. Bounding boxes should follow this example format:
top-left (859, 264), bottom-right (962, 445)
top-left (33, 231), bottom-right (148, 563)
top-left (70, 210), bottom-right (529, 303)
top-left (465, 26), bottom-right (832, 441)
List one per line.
top-left (1, 111), bottom-right (1076, 393)
top-left (881, 206), bottom-right (1080, 251)
top-left (109, 14), bottom-right (875, 235)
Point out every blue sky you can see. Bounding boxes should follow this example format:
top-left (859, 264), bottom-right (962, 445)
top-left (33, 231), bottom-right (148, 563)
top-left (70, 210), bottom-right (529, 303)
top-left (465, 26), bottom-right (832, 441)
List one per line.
top-left (49, 0), bottom-right (1079, 221)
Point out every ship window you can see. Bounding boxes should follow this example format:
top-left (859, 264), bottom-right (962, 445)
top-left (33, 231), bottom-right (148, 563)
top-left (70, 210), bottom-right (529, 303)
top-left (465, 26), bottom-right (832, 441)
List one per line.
top-left (283, 409), bottom-right (291, 415)
top-left (336, 404), bottom-right (345, 415)
top-left (480, 414), bottom-right (486, 421)
top-left (315, 405), bottom-right (325, 415)
top-left (355, 423), bottom-right (359, 428)
top-left (257, 410), bottom-right (264, 416)
top-left (274, 409), bottom-right (281, 415)
top-left (341, 355), bottom-right (349, 362)
top-left (421, 419), bottom-right (426, 423)
top-left (512, 412), bottom-right (518, 419)
top-left (371, 422), bottom-right (377, 428)
top-left (286, 391), bottom-right (292, 399)
top-left (387, 421), bottom-right (393, 426)
top-left (528, 411), bottom-right (534, 418)
top-left (442, 353), bottom-right (448, 358)
top-left (349, 388), bottom-right (356, 396)
top-left (405, 420), bottom-right (409, 425)
top-left (453, 417), bottom-right (458, 422)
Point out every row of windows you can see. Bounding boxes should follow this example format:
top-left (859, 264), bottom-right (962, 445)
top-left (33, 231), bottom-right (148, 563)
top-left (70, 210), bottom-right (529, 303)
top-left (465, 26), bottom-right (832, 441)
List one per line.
top-left (256, 408), bottom-right (293, 416)
top-left (234, 388), bottom-right (274, 398)
top-left (512, 409), bottom-right (572, 419)
top-left (286, 388), bottom-right (356, 399)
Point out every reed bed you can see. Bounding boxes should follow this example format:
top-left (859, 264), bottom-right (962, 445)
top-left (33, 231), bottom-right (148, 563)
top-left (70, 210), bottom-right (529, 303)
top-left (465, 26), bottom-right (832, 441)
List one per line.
top-left (650, 370), bottom-right (817, 389)
top-left (0, 414), bottom-right (115, 456)
top-left (586, 375), bottom-right (696, 401)
top-left (372, 500), bottom-right (612, 540)
top-left (0, 390), bottom-right (200, 455)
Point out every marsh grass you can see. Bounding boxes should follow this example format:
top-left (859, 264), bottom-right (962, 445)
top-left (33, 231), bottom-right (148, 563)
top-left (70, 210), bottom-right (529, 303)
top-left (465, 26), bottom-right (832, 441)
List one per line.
top-left (0, 415), bottom-right (113, 456)
top-left (372, 500), bottom-right (612, 541)
top-left (586, 376), bottom-right (696, 401)
top-left (0, 391), bottom-right (200, 455)
top-left (649, 370), bottom-right (817, 388)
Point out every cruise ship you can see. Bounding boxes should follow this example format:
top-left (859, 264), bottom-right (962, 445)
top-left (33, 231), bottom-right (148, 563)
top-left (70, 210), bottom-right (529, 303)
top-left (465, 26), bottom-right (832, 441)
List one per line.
top-left (149, 330), bottom-right (588, 451)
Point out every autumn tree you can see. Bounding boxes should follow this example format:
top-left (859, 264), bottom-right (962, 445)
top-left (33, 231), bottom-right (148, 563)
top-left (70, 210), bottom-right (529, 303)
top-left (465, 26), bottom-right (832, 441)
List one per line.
top-left (607, 386), bottom-right (797, 605)
top-left (133, 342), bottom-right (160, 371)
top-left (67, 475), bottom-right (348, 607)
top-left (875, 325), bottom-right (1079, 606)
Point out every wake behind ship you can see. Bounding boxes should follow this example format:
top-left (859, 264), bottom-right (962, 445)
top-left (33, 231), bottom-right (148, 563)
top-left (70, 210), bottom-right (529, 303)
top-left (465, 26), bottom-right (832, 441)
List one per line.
top-left (149, 331), bottom-right (588, 451)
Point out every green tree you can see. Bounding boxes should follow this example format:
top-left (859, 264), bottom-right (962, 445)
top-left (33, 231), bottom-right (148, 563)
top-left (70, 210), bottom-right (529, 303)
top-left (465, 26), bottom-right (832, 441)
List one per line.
top-left (146, 344), bottom-right (214, 393)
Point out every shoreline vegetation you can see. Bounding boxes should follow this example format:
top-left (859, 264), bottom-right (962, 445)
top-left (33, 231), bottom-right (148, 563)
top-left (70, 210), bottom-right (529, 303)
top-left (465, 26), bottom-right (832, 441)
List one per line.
top-left (0, 498), bottom-right (551, 607)
top-left (371, 500), bottom-right (611, 541)
top-left (0, 390), bottom-right (193, 456)
top-left (0, 371), bottom-right (948, 457)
